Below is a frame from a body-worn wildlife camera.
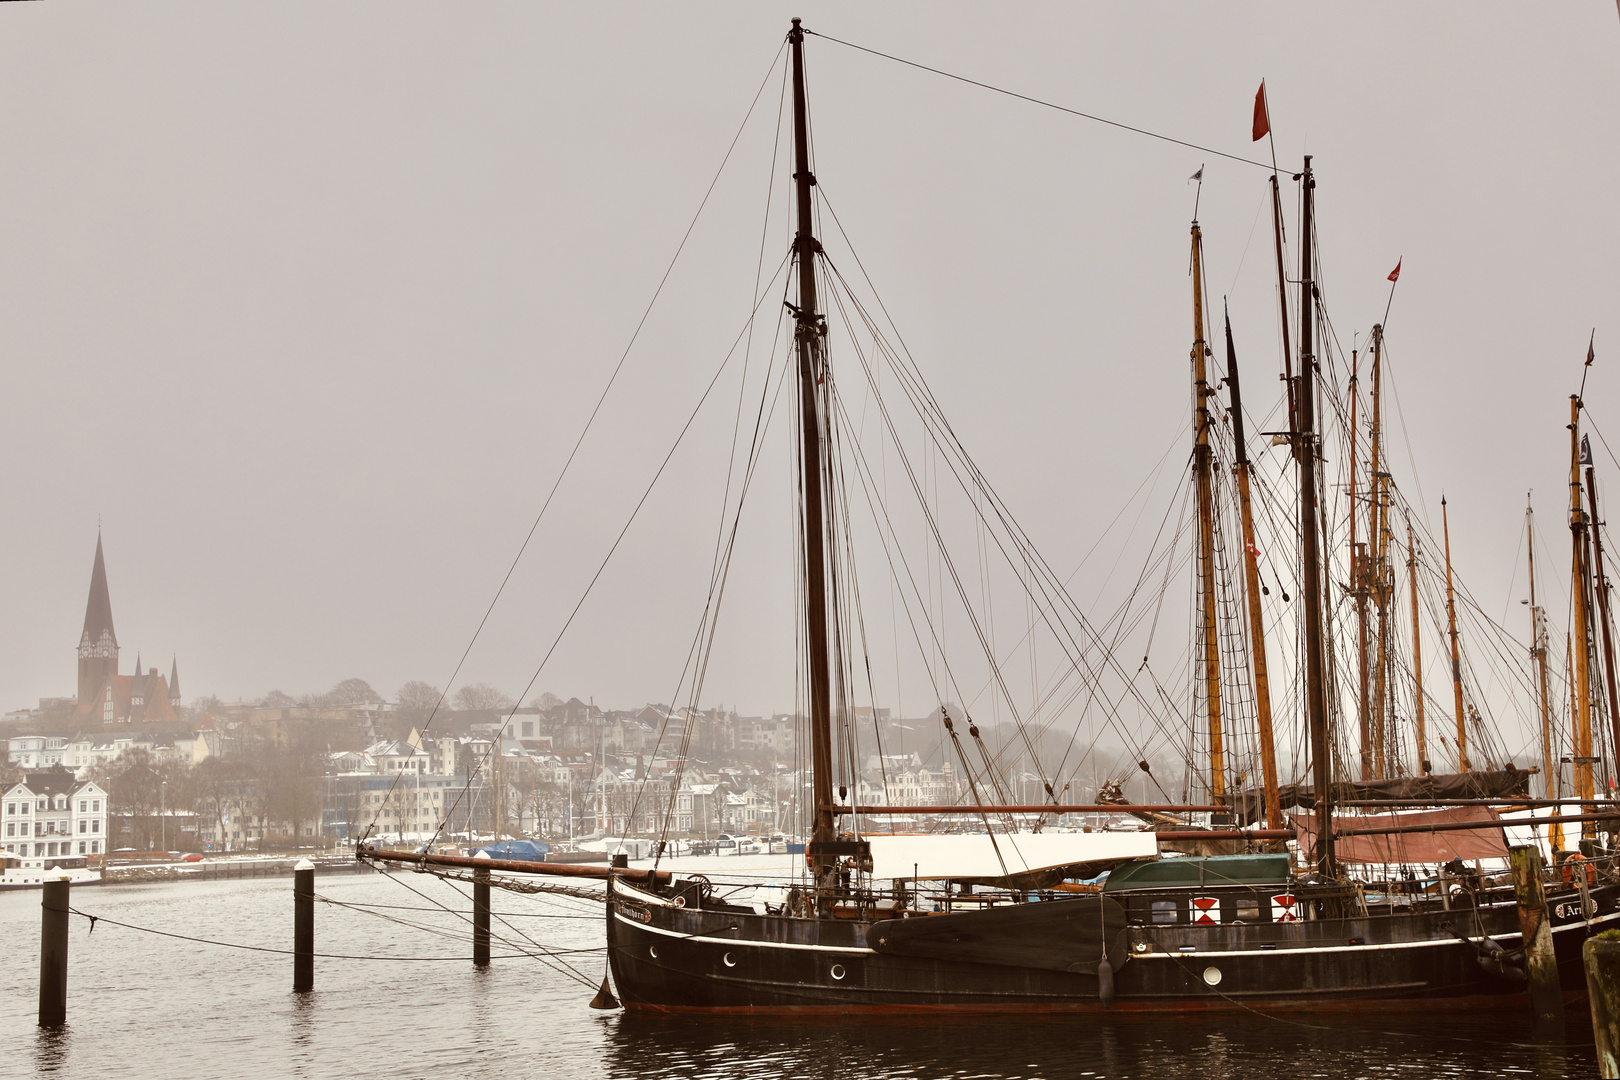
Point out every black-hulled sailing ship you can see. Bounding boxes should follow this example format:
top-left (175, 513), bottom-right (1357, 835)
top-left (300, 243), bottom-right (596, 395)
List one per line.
top-left (369, 20), bottom-right (1620, 1014)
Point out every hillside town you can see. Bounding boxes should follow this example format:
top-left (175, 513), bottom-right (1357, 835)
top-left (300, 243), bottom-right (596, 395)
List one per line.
top-left (3, 537), bottom-right (976, 858)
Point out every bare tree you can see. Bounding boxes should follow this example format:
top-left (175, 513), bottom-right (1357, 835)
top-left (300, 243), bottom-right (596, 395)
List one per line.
top-left (535, 692), bottom-right (564, 710)
top-left (454, 684), bottom-right (514, 713)
top-left (260, 689), bottom-right (297, 708)
top-left (326, 678), bottom-right (380, 705)
top-left (194, 755), bottom-right (253, 851)
top-left (397, 681), bottom-right (444, 713)
top-left (91, 750), bottom-right (193, 850)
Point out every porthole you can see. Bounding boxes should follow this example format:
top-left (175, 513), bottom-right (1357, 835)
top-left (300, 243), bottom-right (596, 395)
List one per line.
top-left (723, 952), bottom-right (737, 967)
top-left (649, 946), bottom-right (658, 959)
top-left (830, 963), bottom-right (847, 981)
top-left (1203, 966), bottom-right (1222, 987)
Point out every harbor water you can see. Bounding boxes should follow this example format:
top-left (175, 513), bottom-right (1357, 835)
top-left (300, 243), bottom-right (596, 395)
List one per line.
top-left (1, 859), bottom-right (1605, 1079)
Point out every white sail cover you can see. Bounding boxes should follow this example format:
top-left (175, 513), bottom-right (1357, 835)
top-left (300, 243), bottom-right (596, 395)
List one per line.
top-left (866, 832), bottom-right (1157, 881)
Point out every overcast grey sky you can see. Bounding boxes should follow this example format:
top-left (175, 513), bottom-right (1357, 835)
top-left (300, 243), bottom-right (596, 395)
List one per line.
top-left (2, 4), bottom-right (1616, 728)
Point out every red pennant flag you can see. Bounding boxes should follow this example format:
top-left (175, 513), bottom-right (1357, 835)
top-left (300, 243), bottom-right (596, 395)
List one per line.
top-left (1252, 81), bottom-right (1270, 142)
top-left (1588, 330), bottom-right (1597, 367)
top-left (1387, 259), bottom-right (1401, 283)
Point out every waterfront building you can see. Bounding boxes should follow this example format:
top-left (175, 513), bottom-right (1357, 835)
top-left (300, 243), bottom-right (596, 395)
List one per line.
top-left (1, 770), bottom-right (108, 858)
top-left (6, 735), bottom-right (69, 769)
top-left (322, 772), bottom-right (462, 842)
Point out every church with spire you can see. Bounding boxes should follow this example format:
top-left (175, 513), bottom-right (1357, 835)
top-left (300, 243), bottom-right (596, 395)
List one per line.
top-left (73, 535), bottom-right (182, 724)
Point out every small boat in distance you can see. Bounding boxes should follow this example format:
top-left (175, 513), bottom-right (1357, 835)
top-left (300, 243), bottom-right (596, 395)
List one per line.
top-left (1, 850), bottom-right (103, 890)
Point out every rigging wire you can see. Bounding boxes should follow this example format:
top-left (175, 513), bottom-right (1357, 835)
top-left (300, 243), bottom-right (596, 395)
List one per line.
top-left (362, 41), bottom-right (789, 841)
top-left (803, 28), bottom-right (1277, 171)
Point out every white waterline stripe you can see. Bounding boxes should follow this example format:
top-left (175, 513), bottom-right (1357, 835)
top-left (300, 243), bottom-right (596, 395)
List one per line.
top-left (613, 912), bottom-right (875, 954)
top-left (1131, 909), bottom-right (1620, 960)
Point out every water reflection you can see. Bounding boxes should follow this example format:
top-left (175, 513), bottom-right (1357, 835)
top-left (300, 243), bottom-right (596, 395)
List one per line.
top-left (33, 1024), bottom-right (72, 1075)
top-left (601, 1010), bottom-right (1599, 1080)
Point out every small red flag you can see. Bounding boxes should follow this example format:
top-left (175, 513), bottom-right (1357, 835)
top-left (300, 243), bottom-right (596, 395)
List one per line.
top-left (1252, 81), bottom-right (1270, 142)
top-left (1588, 330), bottom-right (1596, 367)
top-left (1387, 259), bottom-right (1401, 283)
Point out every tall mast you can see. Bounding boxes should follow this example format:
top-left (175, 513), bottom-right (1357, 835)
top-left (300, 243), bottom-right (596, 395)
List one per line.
top-left (1225, 306), bottom-right (1281, 830)
top-left (1268, 175), bottom-right (1296, 439)
top-left (1441, 498), bottom-right (1469, 771)
top-left (1584, 462), bottom-right (1620, 767)
top-left (1571, 396), bottom-right (1597, 832)
top-left (1296, 156), bottom-right (1334, 878)
top-left (1527, 497), bottom-right (1562, 852)
top-left (1407, 518), bottom-right (1428, 774)
top-left (1368, 324), bottom-right (1391, 779)
top-left (1189, 221), bottom-right (1226, 805)
top-left (1350, 359), bottom-right (1372, 780)
top-left (788, 20), bottom-right (836, 871)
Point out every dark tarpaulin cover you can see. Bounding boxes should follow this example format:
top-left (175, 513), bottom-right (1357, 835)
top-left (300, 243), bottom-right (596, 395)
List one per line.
top-left (1232, 769), bottom-right (1532, 826)
top-left (868, 895), bottom-right (1128, 975)
top-left (1291, 806), bottom-right (1510, 864)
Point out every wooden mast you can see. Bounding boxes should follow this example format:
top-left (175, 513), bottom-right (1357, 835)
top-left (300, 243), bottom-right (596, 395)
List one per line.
top-left (1224, 305), bottom-right (1281, 831)
top-left (1441, 498), bottom-right (1469, 772)
top-left (1584, 461), bottom-right (1620, 766)
top-left (1571, 396), bottom-right (1597, 834)
top-left (1407, 518), bottom-right (1428, 774)
top-left (1296, 157), bottom-right (1334, 878)
top-left (787, 20), bottom-right (837, 880)
top-left (1189, 220), bottom-right (1227, 806)
top-left (1350, 359), bottom-right (1372, 780)
top-left (1268, 175), bottom-right (1296, 439)
top-left (1527, 497), bottom-right (1563, 853)
top-left (1368, 325), bottom-right (1392, 779)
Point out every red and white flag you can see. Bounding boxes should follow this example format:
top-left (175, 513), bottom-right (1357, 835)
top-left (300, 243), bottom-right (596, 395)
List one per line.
top-left (1252, 81), bottom-right (1270, 142)
top-left (1387, 259), bottom-right (1402, 283)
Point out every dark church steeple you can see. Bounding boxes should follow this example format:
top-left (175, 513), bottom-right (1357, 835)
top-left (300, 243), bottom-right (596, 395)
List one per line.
top-left (77, 534), bottom-right (120, 706)
top-left (170, 656), bottom-right (182, 706)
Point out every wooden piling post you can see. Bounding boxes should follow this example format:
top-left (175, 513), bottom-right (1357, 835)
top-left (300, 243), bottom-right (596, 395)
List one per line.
top-left (1508, 845), bottom-right (1564, 1027)
top-left (473, 866), bottom-right (491, 968)
top-left (1586, 930), bottom-right (1620, 1078)
top-left (39, 878), bottom-right (69, 1026)
top-left (293, 858), bottom-right (315, 993)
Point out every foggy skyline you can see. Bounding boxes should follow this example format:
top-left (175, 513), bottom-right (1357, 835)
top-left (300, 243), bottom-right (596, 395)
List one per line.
top-left (3, 4), bottom-right (1617, 732)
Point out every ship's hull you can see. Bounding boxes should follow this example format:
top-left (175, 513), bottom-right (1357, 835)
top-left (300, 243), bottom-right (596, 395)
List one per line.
top-left (607, 876), bottom-right (1620, 1014)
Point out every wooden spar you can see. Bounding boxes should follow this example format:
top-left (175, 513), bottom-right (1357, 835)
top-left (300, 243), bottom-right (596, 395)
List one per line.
top-left (1527, 497), bottom-right (1565, 853)
top-left (1296, 156), bottom-right (1334, 879)
top-left (1334, 812), bottom-right (1620, 839)
top-left (1572, 395), bottom-right (1598, 833)
top-left (1408, 518), bottom-right (1428, 774)
top-left (1153, 830), bottom-right (1293, 840)
top-left (360, 846), bottom-right (671, 884)
top-left (1441, 497), bottom-right (1469, 771)
top-left (1268, 174), bottom-right (1297, 442)
top-left (1350, 356), bottom-right (1372, 781)
top-left (1585, 463), bottom-right (1620, 768)
top-left (847, 799), bottom-right (1600, 815)
top-left (1369, 325), bottom-right (1391, 779)
top-left (1189, 221), bottom-right (1226, 804)
top-left (1224, 306), bottom-right (1283, 831)
top-left (845, 803), bottom-right (1227, 814)
top-left (788, 20), bottom-right (837, 875)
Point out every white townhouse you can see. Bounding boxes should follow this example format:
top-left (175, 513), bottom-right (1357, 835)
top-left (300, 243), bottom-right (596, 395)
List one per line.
top-left (2, 772), bottom-right (110, 859)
